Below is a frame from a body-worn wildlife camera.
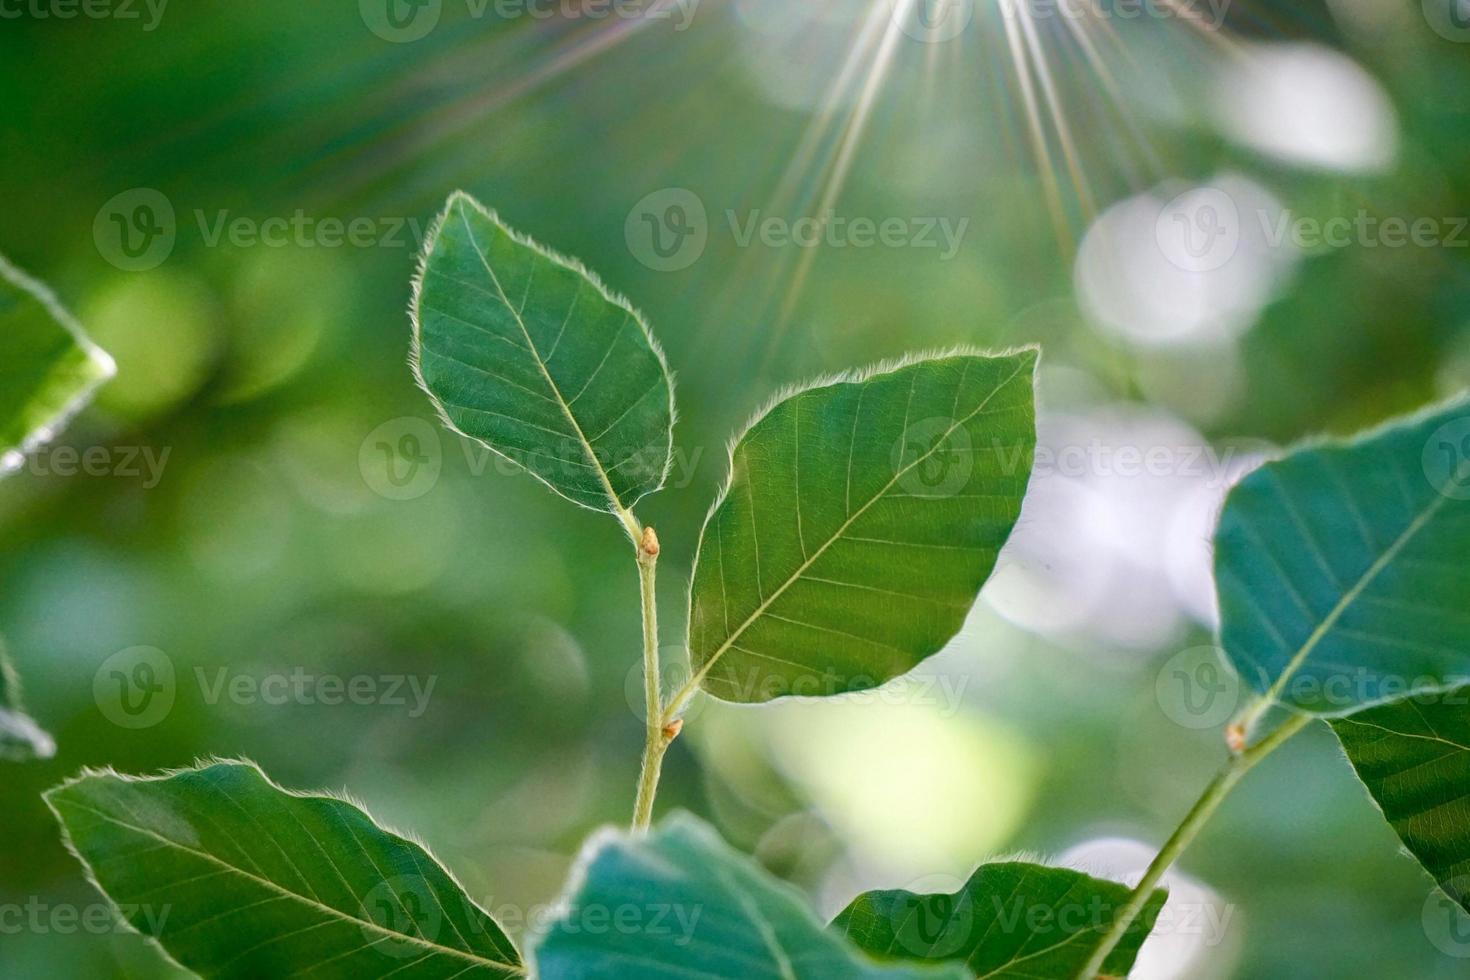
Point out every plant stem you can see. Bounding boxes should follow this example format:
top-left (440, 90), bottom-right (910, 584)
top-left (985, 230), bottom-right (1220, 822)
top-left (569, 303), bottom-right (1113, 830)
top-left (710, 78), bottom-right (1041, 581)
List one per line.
top-left (631, 525), bottom-right (669, 832)
top-left (1074, 711), bottom-right (1315, 979)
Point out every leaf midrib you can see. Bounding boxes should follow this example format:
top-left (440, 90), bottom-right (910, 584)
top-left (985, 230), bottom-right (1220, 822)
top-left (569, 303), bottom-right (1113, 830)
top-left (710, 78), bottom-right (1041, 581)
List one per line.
top-left (686, 357), bottom-right (1030, 697)
top-left (1263, 489), bottom-right (1451, 705)
top-left (56, 797), bottom-right (523, 975)
top-left (453, 198), bottom-right (629, 517)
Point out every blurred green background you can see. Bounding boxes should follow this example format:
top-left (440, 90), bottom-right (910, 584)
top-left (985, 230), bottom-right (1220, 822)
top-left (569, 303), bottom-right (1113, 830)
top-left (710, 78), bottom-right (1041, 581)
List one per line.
top-left (3, 1), bottom-right (1469, 976)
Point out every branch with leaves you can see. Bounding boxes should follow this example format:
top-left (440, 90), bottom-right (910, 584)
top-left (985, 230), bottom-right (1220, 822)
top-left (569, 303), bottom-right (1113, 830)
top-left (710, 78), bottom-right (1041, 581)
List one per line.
top-left (32, 194), bottom-right (1470, 979)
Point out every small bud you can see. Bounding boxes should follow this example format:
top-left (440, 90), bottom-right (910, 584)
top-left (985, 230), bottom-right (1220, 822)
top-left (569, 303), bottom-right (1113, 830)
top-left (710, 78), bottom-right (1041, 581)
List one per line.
top-left (662, 718), bottom-right (683, 742)
top-left (1226, 723), bottom-right (1247, 755)
top-left (640, 525), bottom-right (660, 558)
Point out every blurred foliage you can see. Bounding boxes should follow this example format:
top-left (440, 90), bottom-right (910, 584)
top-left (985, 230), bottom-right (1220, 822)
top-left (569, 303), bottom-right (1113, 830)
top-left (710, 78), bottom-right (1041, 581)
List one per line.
top-left (1, 2), bottom-right (1468, 978)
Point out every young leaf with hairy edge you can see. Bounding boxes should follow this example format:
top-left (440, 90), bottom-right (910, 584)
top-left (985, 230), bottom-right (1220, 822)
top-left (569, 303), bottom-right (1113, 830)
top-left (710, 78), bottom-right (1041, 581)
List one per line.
top-left (47, 760), bottom-right (523, 979)
top-left (832, 862), bottom-right (1166, 979)
top-left (411, 191), bottom-right (674, 525)
top-left (0, 253), bottom-right (115, 468)
top-left (1331, 687), bottom-right (1470, 913)
top-left (1, 641), bottom-right (55, 761)
top-left (531, 811), bottom-right (966, 980)
top-left (1214, 395), bottom-right (1470, 716)
top-left (1, 254), bottom-right (113, 761)
top-left (683, 349), bottom-right (1036, 704)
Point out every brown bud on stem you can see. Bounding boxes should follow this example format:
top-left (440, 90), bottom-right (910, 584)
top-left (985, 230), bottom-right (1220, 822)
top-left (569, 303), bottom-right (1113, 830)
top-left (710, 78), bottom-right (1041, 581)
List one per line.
top-left (1226, 722), bottom-right (1247, 755)
top-left (640, 525), bottom-right (660, 559)
top-left (661, 718), bottom-right (683, 743)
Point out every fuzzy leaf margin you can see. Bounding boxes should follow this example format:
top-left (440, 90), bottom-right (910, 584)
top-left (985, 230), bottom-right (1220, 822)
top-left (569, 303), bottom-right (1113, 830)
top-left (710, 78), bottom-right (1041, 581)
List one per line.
top-left (46, 760), bottom-right (523, 979)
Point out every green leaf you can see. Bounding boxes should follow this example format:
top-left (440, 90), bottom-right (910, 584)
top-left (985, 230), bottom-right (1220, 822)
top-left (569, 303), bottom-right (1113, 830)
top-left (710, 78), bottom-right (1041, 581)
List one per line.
top-left (47, 760), bottom-right (523, 979)
top-left (685, 349), bottom-right (1037, 704)
top-left (1, 641), bottom-right (55, 761)
top-left (832, 862), bottom-right (1166, 979)
top-left (531, 811), bottom-right (966, 979)
top-left (412, 191), bottom-right (674, 519)
top-left (0, 255), bottom-right (112, 762)
top-left (1331, 687), bottom-right (1470, 913)
top-left (1214, 396), bottom-right (1470, 715)
top-left (0, 252), bottom-right (114, 468)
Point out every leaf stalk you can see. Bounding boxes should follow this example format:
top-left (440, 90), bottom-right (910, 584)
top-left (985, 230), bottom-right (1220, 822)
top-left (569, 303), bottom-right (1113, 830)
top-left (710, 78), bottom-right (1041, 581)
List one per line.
top-left (1074, 710), bottom-right (1315, 979)
top-left (632, 525), bottom-right (669, 831)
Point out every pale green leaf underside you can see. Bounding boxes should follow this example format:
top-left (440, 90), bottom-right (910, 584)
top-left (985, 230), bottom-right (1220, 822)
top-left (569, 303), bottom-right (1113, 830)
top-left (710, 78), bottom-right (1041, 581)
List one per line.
top-left (47, 761), bottom-right (522, 979)
top-left (1215, 396), bottom-right (1470, 714)
top-left (0, 253), bottom-right (114, 464)
top-left (412, 192), bottom-right (673, 514)
top-left (532, 811), bottom-right (965, 980)
top-left (687, 350), bottom-right (1037, 703)
top-left (1, 642), bottom-right (55, 761)
top-left (832, 862), bottom-right (1165, 979)
top-left (1332, 689), bottom-right (1470, 912)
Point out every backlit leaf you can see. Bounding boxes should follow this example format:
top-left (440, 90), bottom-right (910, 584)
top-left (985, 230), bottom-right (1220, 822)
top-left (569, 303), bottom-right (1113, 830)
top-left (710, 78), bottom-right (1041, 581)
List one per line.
top-left (412, 192), bottom-right (674, 517)
top-left (48, 760), bottom-right (523, 978)
top-left (1331, 686), bottom-right (1470, 913)
top-left (0, 252), bottom-right (114, 469)
top-left (832, 862), bottom-right (1165, 979)
top-left (531, 811), bottom-right (965, 980)
top-left (686, 349), bottom-right (1036, 703)
top-left (1214, 396), bottom-right (1470, 714)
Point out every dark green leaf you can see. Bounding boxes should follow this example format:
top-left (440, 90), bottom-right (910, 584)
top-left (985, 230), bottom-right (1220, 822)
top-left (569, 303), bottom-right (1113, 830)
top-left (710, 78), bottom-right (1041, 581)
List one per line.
top-left (686, 349), bottom-right (1037, 703)
top-left (531, 811), bottom-right (965, 979)
top-left (1214, 396), bottom-right (1470, 714)
top-left (412, 191), bottom-right (674, 517)
top-left (47, 760), bottom-right (522, 978)
top-left (1331, 687), bottom-right (1470, 912)
top-left (832, 862), bottom-right (1165, 979)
